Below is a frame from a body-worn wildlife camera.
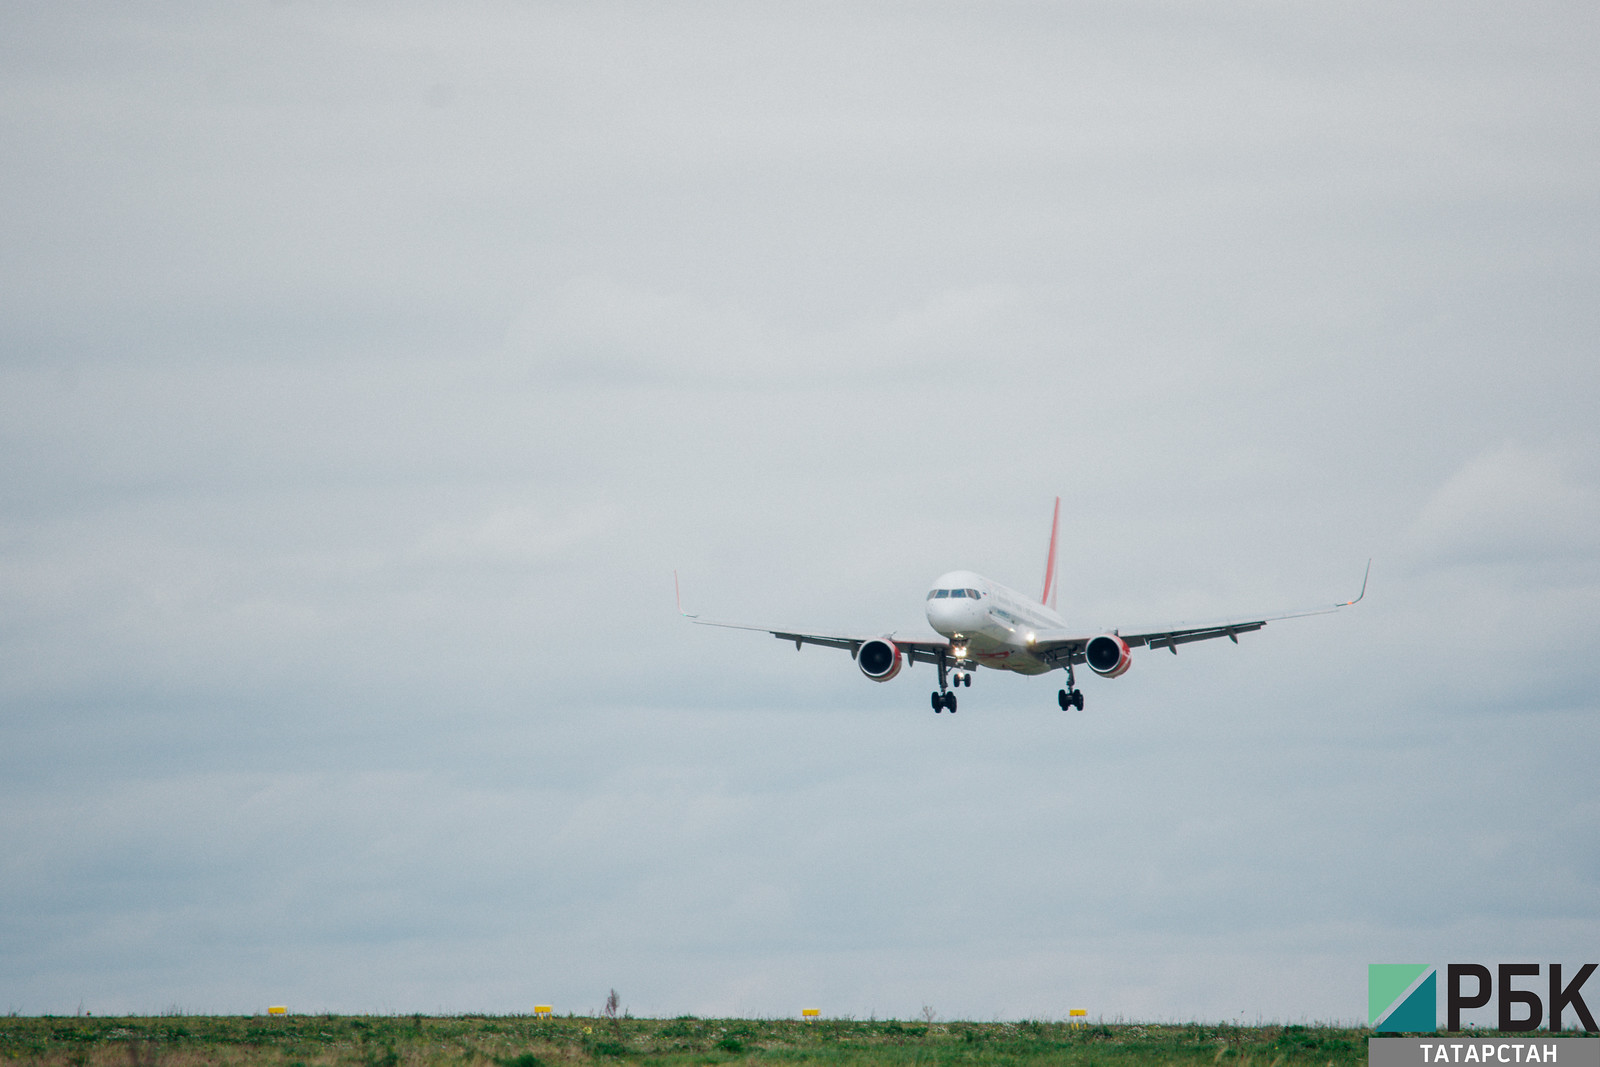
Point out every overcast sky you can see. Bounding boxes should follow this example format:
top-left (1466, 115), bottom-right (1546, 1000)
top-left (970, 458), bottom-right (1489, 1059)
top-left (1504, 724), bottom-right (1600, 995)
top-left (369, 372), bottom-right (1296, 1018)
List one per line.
top-left (2, 1), bottom-right (1597, 1024)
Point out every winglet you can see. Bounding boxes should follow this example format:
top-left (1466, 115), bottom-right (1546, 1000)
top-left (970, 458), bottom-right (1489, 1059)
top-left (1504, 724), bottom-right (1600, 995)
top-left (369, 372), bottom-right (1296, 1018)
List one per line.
top-left (675, 570), bottom-right (699, 618)
top-left (1040, 496), bottom-right (1061, 610)
top-left (1338, 559), bottom-right (1371, 607)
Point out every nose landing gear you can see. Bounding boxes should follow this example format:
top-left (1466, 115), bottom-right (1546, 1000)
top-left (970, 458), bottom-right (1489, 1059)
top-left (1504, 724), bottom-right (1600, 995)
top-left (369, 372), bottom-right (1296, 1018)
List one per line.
top-left (932, 648), bottom-right (963, 712)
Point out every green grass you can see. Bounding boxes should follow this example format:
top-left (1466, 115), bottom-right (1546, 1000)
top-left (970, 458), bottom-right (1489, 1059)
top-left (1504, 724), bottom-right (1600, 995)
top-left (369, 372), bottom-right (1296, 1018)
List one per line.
top-left (0, 1015), bottom-right (1378, 1067)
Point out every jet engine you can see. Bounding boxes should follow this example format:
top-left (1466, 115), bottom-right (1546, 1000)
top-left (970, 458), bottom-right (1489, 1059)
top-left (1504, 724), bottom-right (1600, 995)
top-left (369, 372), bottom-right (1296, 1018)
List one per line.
top-left (1085, 634), bottom-right (1132, 678)
top-left (856, 638), bottom-right (903, 682)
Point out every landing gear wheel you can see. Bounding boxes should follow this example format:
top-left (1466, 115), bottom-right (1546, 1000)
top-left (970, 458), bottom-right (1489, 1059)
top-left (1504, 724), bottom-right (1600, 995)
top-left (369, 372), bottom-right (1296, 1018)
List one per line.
top-left (931, 691), bottom-right (943, 713)
top-left (943, 692), bottom-right (958, 713)
top-left (1071, 690), bottom-right (1084, 711)
top-left (1058, 689), bottom-right (1071, 710)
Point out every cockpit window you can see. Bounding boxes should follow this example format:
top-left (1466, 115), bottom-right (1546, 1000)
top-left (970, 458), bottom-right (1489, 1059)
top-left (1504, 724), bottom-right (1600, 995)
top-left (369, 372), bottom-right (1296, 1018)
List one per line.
top-left (949, 588), bottom-right (967, 598)
top-left (933, 589), bottom-right (949, 598)
top-left (966, 588), bottom-right (980, 599)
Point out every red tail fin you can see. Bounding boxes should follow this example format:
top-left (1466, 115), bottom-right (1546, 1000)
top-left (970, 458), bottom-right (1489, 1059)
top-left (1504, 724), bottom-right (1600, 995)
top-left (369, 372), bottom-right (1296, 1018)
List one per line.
top-left (1040, 496), bottom-right (1060, 609)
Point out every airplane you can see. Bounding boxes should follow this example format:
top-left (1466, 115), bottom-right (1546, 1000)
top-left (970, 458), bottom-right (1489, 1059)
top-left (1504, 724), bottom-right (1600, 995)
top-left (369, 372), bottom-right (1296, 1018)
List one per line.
top-left (678, 499), bottom-right (1367, 713)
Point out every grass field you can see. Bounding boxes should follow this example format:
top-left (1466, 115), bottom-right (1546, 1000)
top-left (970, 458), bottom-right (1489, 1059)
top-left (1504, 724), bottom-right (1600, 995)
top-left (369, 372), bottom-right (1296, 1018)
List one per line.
top-left (0, 1015), bottom-right (1377, 1067)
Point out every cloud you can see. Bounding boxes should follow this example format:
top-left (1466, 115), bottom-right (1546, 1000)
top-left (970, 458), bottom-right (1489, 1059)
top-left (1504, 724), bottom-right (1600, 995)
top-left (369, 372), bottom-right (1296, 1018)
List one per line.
top-left (1406, 441), bottom-right (1600, 572)
top-left (498, 275), bottom-right (1030, 386)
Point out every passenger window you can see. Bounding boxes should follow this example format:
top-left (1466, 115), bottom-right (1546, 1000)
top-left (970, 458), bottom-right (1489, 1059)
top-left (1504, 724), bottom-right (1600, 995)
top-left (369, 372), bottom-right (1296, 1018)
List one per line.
top-left (934, 589), bottom-right (949, 598)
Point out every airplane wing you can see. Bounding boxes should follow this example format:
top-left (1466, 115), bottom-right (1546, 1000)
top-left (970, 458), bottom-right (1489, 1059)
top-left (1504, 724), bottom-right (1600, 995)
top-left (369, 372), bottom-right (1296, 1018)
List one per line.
top-left (685, 616), bottom-right (954, 664)
top-left (675, 573), bottom-right (953, 664)
top-left (1026, 618), bottom-right (1274, 667)
top-left (1026, 562), bottom-right (1370, 668)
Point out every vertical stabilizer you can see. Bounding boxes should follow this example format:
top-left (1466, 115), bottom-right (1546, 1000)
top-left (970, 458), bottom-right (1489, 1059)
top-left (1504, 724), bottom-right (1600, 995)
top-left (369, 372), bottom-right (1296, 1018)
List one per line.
top-left (1040, 496), bottom-right (1060, 609)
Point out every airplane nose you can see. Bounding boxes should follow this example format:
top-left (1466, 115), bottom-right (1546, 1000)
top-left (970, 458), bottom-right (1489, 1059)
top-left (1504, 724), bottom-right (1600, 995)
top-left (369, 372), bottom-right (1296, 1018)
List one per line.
top-left (926, 598), bottom-right (977, 634)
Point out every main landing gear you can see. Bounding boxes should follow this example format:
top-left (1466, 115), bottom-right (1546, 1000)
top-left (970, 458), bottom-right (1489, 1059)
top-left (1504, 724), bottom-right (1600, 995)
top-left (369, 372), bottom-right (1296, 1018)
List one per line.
top-left (1057, 663), bottom-right (1085, 711)
top-left (931, 689), bottom-right (957, 713)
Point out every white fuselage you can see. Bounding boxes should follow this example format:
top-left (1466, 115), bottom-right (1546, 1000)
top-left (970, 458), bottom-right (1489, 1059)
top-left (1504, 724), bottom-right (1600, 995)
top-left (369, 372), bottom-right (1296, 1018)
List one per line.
top-left (924, 569), bottom-right (1063, 676)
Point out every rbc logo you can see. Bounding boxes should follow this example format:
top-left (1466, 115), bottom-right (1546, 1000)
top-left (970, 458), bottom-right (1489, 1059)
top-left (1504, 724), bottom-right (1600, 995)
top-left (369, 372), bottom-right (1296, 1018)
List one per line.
top-left (1371, 965), bottom-right (1438, 1032)
top-left (1369, 964), bottom-right (1598, 1032)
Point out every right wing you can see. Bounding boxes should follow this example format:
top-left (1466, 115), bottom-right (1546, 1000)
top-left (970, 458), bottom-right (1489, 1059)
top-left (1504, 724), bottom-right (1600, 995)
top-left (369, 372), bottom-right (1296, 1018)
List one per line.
top-left (690, 616), bottom-right (954, 665)
top-left (676, 572), bottom-right (953, 664)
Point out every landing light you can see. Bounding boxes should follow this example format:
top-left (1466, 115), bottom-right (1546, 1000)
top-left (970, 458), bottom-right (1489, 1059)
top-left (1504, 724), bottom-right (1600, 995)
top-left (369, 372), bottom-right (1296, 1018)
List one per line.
top-left (953, 644), bottom-right (968, 658)
top-left (1026, 632), bottom-right (1035, 644)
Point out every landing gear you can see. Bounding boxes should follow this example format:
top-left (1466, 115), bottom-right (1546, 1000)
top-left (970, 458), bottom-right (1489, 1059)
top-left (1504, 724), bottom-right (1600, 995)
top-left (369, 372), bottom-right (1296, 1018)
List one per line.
top-left (1057, 663), bottom-right (1084, 711)
top-left (933, 648), bottom-right (961, 713)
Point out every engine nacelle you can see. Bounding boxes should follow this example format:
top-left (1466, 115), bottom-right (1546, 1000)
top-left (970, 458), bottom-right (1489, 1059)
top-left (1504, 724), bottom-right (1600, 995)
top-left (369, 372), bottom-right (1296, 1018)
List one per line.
top-left (856, 638), bottom-right (903, 682)
top-left (1085, 634), bottom-right (1132, 678)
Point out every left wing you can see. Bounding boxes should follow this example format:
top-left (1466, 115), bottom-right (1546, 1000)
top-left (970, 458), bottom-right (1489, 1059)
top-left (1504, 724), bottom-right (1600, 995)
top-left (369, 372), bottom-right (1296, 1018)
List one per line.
top-left (1026, 619), bottom-right (1272, 667)
top-left (1027, 562), bottom-right (1370, 667)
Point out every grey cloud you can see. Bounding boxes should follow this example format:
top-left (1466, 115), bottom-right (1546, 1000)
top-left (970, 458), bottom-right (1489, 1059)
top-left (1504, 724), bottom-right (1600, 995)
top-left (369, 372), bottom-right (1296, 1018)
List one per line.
top-left (1406, 442), bottom-right (1600, 571)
